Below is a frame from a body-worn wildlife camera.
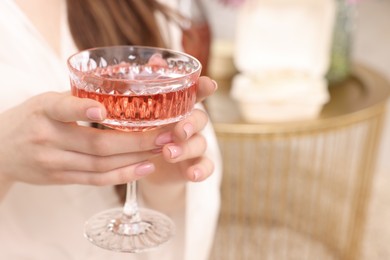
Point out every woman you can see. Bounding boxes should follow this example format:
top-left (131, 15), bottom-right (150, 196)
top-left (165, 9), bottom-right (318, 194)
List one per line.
top-left (0, 0), bottom-right (222, 259)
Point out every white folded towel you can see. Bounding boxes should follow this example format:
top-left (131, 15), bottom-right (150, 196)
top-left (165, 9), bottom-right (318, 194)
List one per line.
top-left (230, 71), bottom-right (330, 122)
top-left (230, 0), bottom-right (336, 122)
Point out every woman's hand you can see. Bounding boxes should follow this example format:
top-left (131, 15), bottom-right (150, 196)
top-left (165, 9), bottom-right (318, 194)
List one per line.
top-left (0, 92), bottom-right (162, 187)
top-left (136, 76), bottom-right (218, 213)
top-left (0, 76), bottom-right (217, 188)
top-left (147, 76), bottom-right (218, 184)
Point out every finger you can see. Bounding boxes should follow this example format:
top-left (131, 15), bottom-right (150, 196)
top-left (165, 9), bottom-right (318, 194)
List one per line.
top-left (40, 149), bottom-right (160, 173)
top-left (41, 92), bottom-right (107, 123)
top-left (184, 156), bottom-right (215, 182)
top-left (172, 109), bottom-right (209, 141)
top-left (196, 76), bottom-right (218, 103)
top-left (162, 134), bottom-right (207, 163)
top-left (52, 123), bottom-right (167, 156)
top-left (51, 161), bottom-right (156, 186)
top-left (147, 53), bottom-right (168, 67)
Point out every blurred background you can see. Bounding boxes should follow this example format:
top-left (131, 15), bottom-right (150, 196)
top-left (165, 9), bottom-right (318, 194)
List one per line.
top-left (351, 1), bottom-right (390, 259)
top-left (202, 0), bottom-right (390, 258)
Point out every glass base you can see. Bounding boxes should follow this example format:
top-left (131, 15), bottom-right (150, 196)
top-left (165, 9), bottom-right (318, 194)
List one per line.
top-left (84, 207), bottom-right (175, 253)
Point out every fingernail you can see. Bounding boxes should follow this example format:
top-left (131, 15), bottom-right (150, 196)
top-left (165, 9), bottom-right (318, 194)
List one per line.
top-left (86, 107), bottom-right (104, 121)
top-left (155, 132), bottom-right (173, 146)
top-left (183, 123), bottom-right (194, 139)
top-left (193, 168), bottom-right (202, 182)
top-left (135, 162), bottom-right (155, 176)
top-left (211, 80), bottom-right (218, 91)
top-left (167, 145), bottom-right (182, 159)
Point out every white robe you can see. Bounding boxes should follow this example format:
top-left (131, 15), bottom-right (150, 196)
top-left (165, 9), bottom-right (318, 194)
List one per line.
top-left (0, 1), bottom-right (222, 259)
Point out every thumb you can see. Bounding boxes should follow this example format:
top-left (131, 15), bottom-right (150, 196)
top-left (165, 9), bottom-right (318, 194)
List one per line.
top-left (42, 92), bottom-right (107, 123)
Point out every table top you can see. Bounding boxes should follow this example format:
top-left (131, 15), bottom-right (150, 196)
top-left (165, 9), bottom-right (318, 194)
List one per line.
top-left (206, 65), bottom-right (390, 134)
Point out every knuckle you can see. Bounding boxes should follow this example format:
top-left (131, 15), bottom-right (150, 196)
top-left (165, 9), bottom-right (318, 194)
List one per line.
top-left (50, 171), bottom-right (69, 184)
top-left (199, 135), bottom-right (207, 152)
top-left (88, 157), bottom-right (109, 172)
top-left (193, 159), bottom-right (214, 181)
top-left (88, 175), bottom-right (107, 186)
top-left (196, 109), bottom-right (208, 120)
top-left (29, 122), bottom-right (52, 146)
top-left (191, 135), bottom-right (207, 155)
top-left (204, 158), bottom-right (215, 177)
top-left (115, 168), bottom-right (132, 184)
top-left (32, 150), bottom-right (55, 169)
top-left (89, 134), bottom-right (112, 156)
top-left (206, 160), bottom-right (215, 177)
top-left (193, 108), bottom-right (207, 121)
top-left (197, 112), bottom-right (209, 129)
top-left (134, 132), bottom-right (154, 151)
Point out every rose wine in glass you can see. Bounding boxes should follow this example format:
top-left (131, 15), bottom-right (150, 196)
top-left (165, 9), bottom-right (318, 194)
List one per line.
top-left (67, 46), bottom-right (201, 252)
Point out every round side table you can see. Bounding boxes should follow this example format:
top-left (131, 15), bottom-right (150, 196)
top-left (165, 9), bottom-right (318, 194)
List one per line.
top-left (208, 65), bottom-right (390, 260)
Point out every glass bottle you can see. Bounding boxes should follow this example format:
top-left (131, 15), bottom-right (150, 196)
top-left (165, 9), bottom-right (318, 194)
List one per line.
top-left (327, 0), bottom-right (355, 84)
top-left (179, 0), bottom-right (212, 76)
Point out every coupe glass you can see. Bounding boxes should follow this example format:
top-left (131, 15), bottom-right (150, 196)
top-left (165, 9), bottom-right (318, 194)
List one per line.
top-left (67, 46), bottom-right (201, 253)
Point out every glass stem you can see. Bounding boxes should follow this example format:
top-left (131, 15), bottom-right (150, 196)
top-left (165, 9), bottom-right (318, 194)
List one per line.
top-left (123, 181), bottom-right (141, 222)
